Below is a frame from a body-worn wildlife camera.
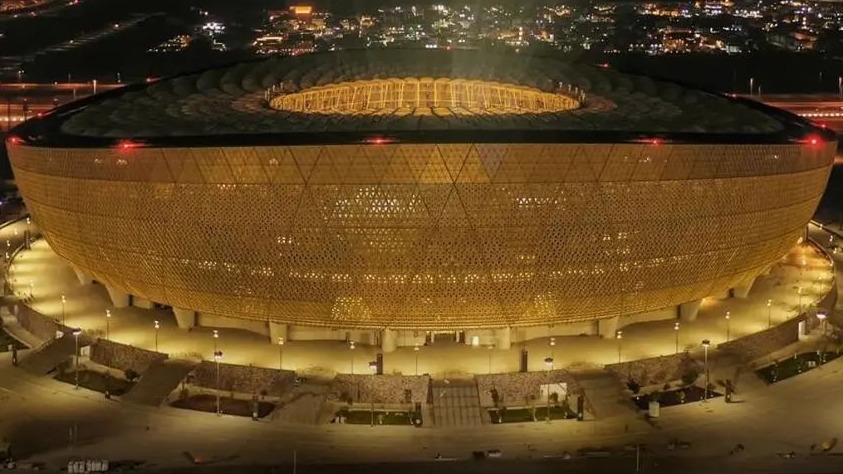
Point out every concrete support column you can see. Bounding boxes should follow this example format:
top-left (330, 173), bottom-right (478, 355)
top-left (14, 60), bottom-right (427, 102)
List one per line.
top-left (731, 276), bottom-right (756, 299)
top-left (495, 327), bottom-right (511, 350)
top-left (173, 307), bottom-right (196, 329)
top-left (105, 285), bottom-right (129, 308)
top-left (132, 296), bottom-right (154, 309)
top-left (268, 321), bottom-right (288, 343)
top-left (71, 265), bottom-right (92, 286)
top-left (597, 316), bottom-right (619, 338)
top-left (678, 299), bottom-right (702, 322)
top-left (381, 328), bottom-right (397, 353)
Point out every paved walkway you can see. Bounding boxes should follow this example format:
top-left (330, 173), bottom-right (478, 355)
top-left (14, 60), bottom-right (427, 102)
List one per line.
top-left (3, 234), bottom-right (833, 377)
top-left (0, 219), bottom-right (835, 471)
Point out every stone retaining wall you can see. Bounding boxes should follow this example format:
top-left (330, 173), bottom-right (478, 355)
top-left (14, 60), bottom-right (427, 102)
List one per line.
top-left (14, 304), bottom-right (63, 341)
top-left (717, 318), bottom-right (802, 363)
top-left (605, 352), bottom-right (701, 386)
top-left (89, 339), bottom-right (168, 373)
top-left (330, 374), bottom-right (430, 405)
top-left (192, 361), bottom-right (296, 396)
top-left (475, 370), bottom-right (578, 407)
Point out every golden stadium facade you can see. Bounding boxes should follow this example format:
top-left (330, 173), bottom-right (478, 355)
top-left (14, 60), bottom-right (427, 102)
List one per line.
top-left (5, 49), bottom-right (836, 349)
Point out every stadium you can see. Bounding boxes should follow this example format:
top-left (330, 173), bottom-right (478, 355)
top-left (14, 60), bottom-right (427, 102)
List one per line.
top-left (4, 49), bottom-right (836, 352)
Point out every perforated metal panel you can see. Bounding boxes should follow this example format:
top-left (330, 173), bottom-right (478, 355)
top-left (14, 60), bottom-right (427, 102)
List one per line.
top-left (8, 141), bottom-right (834, 329)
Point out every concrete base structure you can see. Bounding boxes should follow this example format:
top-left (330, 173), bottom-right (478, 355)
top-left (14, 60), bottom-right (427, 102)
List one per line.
top-left (268, 321), bottom-right (288, 343)
top-left (105, 285), bottom-right (129, 308)
top-left (495, 327), bottom-right (512, 350)
top-left (173, 308), bottom-right (196, 329)
top-left (678, 299), bottom-right (702, 322)
top-left (71, 265), bottom-right (92, 286)
top-left (597, 316), bottom-right (619, 338)
top-left (381, 328), bottom-right (396, 353)
top-left (731, 276), bottom-right (757, 299)
top-left (132, 296), bottom-right (154, 310)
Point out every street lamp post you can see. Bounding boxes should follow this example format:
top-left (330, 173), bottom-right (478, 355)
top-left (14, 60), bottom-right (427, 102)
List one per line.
top-left (798, 286), bottom-right (803, 314)
top-left (725, 311), bottom-right (731, 342)
top-left (368, 360), bottom-right (377, 427)
top-left (61, 294), bottom-right (66, 325)
top-left (702, 339), bottom-right (711, 402)
top-left (349, 341), bottom-right (356, 374)
top-left (413, 343), bottom-right (420, 375)
top-left (213, 329), bottom-right (219, 352)
top-left (818, 312), bottom-right (828, 336)
top-left (277, 337), bottom-right (285, 371)
top-left (549, 336), bottom-right (556, 360)
top-left (544, 356), bottom-right (554, 423)
top-left (674, 322), bottom-right (680, 354)
top-left (213, 350), bottom-right (223, 415)
top-left (487, 344), bottom-right (493, 374)
top-left (838, 76), bottom-right (842, 96)
top-left (616, 330), bottom-right (623, 363)
top-left (154, 320), bottom-right (160, 352)
top-left (105, 309), bottom-right (111, 341)
top-left (749, 77), bottom-right (754, 95)
top-left (767, 299), bottom-right (772, 328)
top-left (72, 328), bottom-right (82, 389)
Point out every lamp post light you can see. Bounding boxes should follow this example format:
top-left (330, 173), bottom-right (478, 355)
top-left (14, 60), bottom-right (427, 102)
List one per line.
top-left (487, 344), bottom-right (493, 374)
top-left (213, 329), bottom-right (219, 352)
top-left (61, 294), bottom-right (66, 325)
top-left (544, 356), bottom-right (554, 424)
top-left (105, 309), bottom-right (111, 341)
top-left (725, 311), bottom-right (731, 342)
top-left (277, 337), bottom-right (284, 371)
top-left (413, 343), bottom-right (420, 375)
top-left (368, 360), bottom-right (378, 427)
top-left (818, 312), bottom-right (828, 336)
top-left (349, 341), bottom-right (356, 374)
top-left (72, 328), bottom-right (82, 389)
top-left (798, 286), bottom-right (803, 314)
top-left (549, 336), bottom-right (556, 360)
top-left (674, 322), bottom-right (680, 354)
top-left (767, 299), bottom-right (772, 328)
top-left (213, 350), bottom-right (223, 416)
top-left (838, 76), bottom-right (842, 96)
top-left (616, 330), bottom-right (623, 363)
top-left (153, 320), bottom-right (160, 352)
top-left (702, 339), bottom-right (711, 402)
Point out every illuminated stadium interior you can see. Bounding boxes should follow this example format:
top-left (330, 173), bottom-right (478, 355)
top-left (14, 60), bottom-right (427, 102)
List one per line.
top-left (268, 78), bottom-right (582, 116)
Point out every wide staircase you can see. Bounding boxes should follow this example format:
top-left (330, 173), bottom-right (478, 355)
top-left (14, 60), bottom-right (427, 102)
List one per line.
top-left (19, 334), bottom-right (89, 376)
top-left (431, 379), bottom-right (485, 428)
top-left (122, 359), bottom-right (199, 406)
top-left (571, 369), bottom-right (638, 420)
top-left (272, 381), bottom-right (331, 424)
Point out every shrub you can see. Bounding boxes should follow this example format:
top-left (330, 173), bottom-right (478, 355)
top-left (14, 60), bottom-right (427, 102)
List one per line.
top-left (626, 379), bottom-right (641, 394)
top-left (681, 368), bottom-right (699, 386)
top-left (124, 368), bottom-right (140, 382)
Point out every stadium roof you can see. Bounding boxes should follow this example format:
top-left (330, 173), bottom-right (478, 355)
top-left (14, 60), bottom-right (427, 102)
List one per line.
top-left (10, 48), bottom-right (832, 147)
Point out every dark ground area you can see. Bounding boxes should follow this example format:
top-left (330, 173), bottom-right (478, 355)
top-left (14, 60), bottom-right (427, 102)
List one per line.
top-left (171, 394), bottom-right (275, 418)
top-left (136, 456), bottom-right (843, 474)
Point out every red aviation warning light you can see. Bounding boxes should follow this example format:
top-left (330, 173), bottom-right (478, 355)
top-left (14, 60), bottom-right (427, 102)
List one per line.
top-left (5, 136), bottom-right (23, 146)
top-left (116, 140), bottom-right (141, 151)
top-left (365, 136), bottom-right (393, 145)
